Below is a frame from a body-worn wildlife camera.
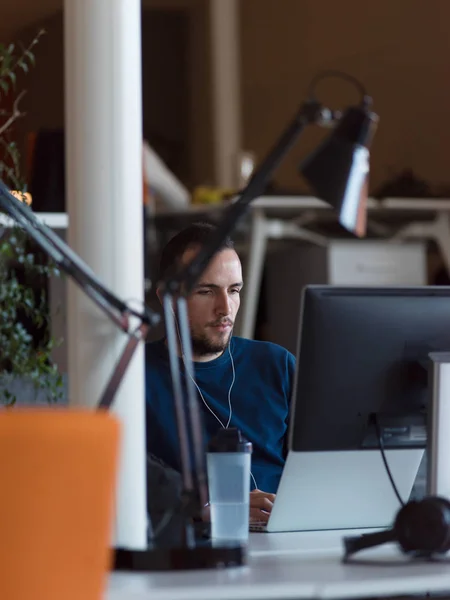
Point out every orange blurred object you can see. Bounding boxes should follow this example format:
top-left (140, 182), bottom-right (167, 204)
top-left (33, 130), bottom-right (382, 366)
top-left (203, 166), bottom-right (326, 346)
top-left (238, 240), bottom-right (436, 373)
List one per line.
top-left (0, 408), bottom-right (120, 600)
top-left (10, 190), bottom-right (32, 205)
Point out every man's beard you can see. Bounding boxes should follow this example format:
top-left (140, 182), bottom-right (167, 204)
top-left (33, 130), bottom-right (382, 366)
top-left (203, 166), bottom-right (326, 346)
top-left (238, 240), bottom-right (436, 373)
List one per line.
top-left (191, 329), bottom-right (232, 357)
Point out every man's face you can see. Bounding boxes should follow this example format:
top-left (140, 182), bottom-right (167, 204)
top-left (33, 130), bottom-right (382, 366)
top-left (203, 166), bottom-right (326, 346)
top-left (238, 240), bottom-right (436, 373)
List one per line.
top-left (181, 246), bottom-right (243, 359)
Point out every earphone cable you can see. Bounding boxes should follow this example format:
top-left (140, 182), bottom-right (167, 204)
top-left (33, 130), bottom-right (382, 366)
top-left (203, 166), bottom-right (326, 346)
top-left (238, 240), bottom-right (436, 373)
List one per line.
top-left (173, 316), bottom-right (258, 490)
top-left (185, 342), bottom-right (258, 491)
top-left (225, 342), bottom-right (235, 428)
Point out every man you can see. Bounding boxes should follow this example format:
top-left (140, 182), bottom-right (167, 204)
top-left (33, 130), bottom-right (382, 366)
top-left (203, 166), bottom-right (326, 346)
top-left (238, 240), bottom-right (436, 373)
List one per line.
top-left (146, 222), bottom-right (295, 522)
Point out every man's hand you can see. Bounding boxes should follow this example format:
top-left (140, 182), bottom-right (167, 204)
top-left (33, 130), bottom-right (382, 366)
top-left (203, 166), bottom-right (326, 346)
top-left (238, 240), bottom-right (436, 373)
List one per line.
top-left (249, 488), bottom-right (276, 523)
top-left (202, 488), bottom-right (276, 523)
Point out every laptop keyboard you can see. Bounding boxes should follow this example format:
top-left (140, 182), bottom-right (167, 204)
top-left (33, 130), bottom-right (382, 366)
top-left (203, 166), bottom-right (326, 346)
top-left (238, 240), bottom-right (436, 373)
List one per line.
top-left (249, 520), bottom-right (267, 532)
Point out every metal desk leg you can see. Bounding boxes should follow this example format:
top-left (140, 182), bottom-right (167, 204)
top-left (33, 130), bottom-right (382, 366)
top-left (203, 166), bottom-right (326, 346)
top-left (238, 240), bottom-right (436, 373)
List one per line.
top-left (238, 208), bottom-right (268, 340)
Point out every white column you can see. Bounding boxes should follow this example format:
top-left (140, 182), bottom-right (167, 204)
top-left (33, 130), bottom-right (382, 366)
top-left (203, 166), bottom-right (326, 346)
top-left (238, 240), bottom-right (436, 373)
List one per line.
top-left (238, 209), bottom-right (268, 340)
top-left (64, 0), bottom-right (147, 549)
top-left (210, 0), bottom-right (242, 188)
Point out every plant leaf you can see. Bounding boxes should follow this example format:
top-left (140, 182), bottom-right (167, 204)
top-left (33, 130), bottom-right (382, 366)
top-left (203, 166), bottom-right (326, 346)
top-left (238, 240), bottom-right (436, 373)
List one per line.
top-left (25, 51), bottom-right (35, 65)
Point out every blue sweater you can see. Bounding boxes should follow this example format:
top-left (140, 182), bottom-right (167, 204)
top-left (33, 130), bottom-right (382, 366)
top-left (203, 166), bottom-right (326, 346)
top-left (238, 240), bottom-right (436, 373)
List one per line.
top-left (145, 336), bottom-right (295, 494)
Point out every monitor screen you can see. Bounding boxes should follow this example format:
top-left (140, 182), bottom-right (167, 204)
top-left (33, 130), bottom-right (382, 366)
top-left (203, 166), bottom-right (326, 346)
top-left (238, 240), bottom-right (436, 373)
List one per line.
top-left (290, 286), bottom-right (450, 451)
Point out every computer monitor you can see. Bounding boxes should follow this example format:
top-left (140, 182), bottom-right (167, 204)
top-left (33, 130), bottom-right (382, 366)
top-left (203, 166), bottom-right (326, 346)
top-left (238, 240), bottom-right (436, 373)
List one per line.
top-left (267, 286), bottom-right (450, 532)
top-left (290, 286), bottom-right (450, 451)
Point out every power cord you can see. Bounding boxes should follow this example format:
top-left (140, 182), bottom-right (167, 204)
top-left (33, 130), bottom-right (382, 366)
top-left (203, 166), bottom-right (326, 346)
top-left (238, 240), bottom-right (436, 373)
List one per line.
top-left (307, 69), bottom-right (369, 104)
top-left (372, 413), bottom-right (405, 507)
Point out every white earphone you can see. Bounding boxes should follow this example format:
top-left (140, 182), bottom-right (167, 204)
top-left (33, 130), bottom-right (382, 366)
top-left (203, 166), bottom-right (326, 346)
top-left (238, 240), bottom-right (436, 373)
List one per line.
top-left (171, 307), bottom-right (258, 490)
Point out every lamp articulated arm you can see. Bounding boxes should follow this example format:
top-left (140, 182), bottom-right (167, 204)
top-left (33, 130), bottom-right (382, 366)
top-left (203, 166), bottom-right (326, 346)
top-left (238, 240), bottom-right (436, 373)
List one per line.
top-left (0, 181), bottom-right (160, 411)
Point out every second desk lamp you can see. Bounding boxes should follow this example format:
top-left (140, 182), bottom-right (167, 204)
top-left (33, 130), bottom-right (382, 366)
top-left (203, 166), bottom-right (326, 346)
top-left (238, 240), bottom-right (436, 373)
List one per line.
top-left (145, 70), bottom-right (378, 570)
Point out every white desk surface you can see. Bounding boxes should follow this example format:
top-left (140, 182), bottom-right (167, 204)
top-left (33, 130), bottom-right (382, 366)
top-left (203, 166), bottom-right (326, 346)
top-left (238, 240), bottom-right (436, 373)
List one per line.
top-left (107, 530), bottom-right (450, 600)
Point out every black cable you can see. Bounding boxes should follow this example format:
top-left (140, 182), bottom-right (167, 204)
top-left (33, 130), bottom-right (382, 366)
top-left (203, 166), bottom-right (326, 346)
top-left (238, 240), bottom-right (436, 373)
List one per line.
top-left (373, 413), bottom-right (405, 507)
top-left (307, 69), bottom-right (368, 105)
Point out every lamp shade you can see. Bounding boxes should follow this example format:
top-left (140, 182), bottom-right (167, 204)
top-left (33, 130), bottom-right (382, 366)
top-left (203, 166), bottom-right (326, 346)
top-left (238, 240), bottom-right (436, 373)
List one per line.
top-left (300, 102), bottom-right (378, 237)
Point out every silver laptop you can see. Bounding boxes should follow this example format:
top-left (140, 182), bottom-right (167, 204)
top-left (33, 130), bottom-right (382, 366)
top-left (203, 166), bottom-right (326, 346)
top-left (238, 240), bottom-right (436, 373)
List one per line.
top-left (250, 448), bottom-right (424, 532)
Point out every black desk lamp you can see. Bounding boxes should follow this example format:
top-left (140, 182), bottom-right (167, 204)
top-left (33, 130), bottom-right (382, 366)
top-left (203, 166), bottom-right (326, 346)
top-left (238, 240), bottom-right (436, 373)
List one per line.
top-left (164, 70), bottom-right (377, 301)
top-left (0, 69), bottom-right (377, 572)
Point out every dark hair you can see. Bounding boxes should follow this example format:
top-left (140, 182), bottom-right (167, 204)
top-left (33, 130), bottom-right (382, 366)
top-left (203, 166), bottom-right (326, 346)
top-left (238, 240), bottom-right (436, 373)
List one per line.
top-left (158, 221), bottom-right (234, 283)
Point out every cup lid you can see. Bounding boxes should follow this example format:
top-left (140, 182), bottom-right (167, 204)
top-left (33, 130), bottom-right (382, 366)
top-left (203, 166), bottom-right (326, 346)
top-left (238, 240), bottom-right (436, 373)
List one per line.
top-left (208, 427), bottom-right (253, 453)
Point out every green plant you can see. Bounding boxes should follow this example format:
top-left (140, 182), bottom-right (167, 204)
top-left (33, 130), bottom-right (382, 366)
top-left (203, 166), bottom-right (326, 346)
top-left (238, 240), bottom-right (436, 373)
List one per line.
top-left (0, 30), bottom-right (64, 405)
top-left (0, 231), bottom-right (63, 405)
top-left (0, 30), bottom-right (44, 190)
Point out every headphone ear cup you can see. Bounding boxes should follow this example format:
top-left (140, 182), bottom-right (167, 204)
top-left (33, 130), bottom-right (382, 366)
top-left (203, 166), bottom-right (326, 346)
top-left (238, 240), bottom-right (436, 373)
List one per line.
top-left (394, 497), bottom-right (450, 556)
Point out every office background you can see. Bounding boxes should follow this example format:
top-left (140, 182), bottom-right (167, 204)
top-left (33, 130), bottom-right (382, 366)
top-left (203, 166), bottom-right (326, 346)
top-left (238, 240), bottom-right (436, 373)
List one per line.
top-left (1, 0), bottom-right (449, 366)
top-left (1, 0), bottom-right (448, 192)
top-left (1, 1), bottom-right (449, 594)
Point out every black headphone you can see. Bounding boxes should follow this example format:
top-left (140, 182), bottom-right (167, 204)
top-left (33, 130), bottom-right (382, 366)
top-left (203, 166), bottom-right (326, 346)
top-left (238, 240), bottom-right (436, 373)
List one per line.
top-left (343, 496), bottom-right (450, 561)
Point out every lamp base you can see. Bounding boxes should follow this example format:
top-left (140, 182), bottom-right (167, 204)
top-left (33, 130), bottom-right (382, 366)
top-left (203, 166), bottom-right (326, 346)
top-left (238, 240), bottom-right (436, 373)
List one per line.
top-left (113, 541), bottom-right (247, 571)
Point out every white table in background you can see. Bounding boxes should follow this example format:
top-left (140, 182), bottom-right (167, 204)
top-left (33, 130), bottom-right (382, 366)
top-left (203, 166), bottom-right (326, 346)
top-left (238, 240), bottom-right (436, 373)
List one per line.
top-left (5, 201), bottom-right (450, 343)
top-left (107, 530), bottom-right (450, 600)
